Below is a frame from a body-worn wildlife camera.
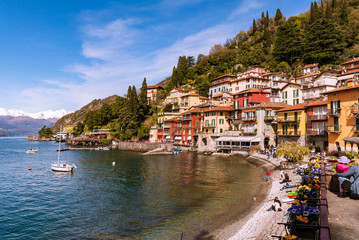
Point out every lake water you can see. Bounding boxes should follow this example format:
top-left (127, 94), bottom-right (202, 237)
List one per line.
top-left (0, 137), bottom-right (264, 239)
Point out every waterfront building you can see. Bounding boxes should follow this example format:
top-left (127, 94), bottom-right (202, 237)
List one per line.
top-left (302, 70), bottom-right (338, 104)
top-left (322, 82), bottom-right (359, 152)
top-left (305, 100), bottom-right (328, 150)
top-left (240, 102), bottom-right (289, 149)
top-left (181, 108), bottom-right (202, 144)
top-left (275, 103), bottom-right (307, 146)
top-left (232, 89), bottom-right (270, 130)
top-left (229, 66), bottom-right (270, 94)
top-left (280, 83), bottom-right (306, 105)
top-left (179, 93), bottom-right (208, 113)
top-left (208, 74), bottom-right (237, 98)
top-left (163, 116), bottom-right (182, 142)
top-left (164, 87), bottom-right (196, 107)
top-left (262, 72), bottom-right (290, 103)
top-left (149, 126), bottom-right (158, 143)
top-left (202, 106), bottom-right (233, 134)
top-left (157, 112), bottom-right (180, 141)
top-left (146, 85), bottom-right (163, 102)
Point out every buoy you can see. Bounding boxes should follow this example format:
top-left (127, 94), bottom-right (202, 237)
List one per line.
top-left (1, 152), bottom-right (3, 154)
top-left (112, 162), bottom-right (116, 166)
top-left (28, 168), bottom-right (32, 170)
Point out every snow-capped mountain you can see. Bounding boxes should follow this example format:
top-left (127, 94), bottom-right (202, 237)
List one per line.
top-left (0, 108), bottom-right (71, 119)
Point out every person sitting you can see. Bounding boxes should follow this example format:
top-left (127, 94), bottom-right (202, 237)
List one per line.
top-left (336, 159), bottom-right (359, 199)
top-left (280, 173), bottom-right (290, 184)
top-left (280, 182), bottom-right (299, 190)
top-left (267, 197), bottom-right (282, 211)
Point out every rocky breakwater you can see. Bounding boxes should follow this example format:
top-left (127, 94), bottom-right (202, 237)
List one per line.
top-left (115, 141), bottom-right (173, 152)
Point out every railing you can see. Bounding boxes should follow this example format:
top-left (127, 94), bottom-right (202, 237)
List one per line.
top-left (163, 125), bottom-right (171, 129)
top-left (307, 115), bottom-right (327, 121)
top-left (278, 131), bottom-right (301, 136)
top-left (327, 108), bottom-right (341, 116)
top-left (353, 124), bottom-right (359, 132)
top-left (327, 125), bottom-right (341, 133)
top-left (203, 124), bottom-right (216, 128)
top-left (241, 116), bottom-right (257, 122)
top-left (216, 144), bottom-right (250, 149)
top-left (264, 115), bottom-right (275, 121)
top-left (277, 117), bottom-right (301, 123)
top-left (307, 129), bottom-right (327, 135)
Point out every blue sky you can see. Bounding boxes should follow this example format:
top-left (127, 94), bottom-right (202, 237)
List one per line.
top-left (0, 0), bottom-right (312, 113)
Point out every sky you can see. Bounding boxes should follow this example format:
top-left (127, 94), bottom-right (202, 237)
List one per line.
top-left (0, 0), bottom-right (313, 113)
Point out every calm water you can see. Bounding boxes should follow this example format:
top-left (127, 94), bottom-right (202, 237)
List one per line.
top-left (0, 137), bottom-right (264, 239)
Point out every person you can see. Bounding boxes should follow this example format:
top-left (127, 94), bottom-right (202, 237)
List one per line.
top-left (280, 182), bottom-right (299, 190)
top-left (265, 171), bottom-right (271, 183)
top-left (336, 159), bottom-right (359, 198)
top-left (280, 173), bottom-right (290, 184)
top-left (280, 170), bottom-right (285, 180)
top-left (267, 151), bottom-right (270, 160)
top-left (267, 197), bottom-right (282, 211)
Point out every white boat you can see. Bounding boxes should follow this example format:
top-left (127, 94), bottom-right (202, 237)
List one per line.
top-left (51, 127), bottom-right (76, 172)
top-left (26, 148), bottom-right (39, 154)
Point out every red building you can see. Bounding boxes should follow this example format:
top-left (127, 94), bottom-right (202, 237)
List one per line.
top-left (181, 108), bottom-right (202, 144)
top-left (232, 89), bottom-right (270, 130)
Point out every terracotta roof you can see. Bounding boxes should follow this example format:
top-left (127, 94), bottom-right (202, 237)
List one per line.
top-left (232, 89), bottom-right (270, 95)
top-left (338, 68), bottom-right (359, 76)
top-left (303, 63), bottom-right (319, 68)
top-left (322, 85), bottom-right (359, 95)
top-left (276, 103), bottom-right (307, 112)
top-left (180, 93), bottom-right (199, 98)
top-left (306, 100), bottom-right (328, 107)
top-left (281, 82), bottom-right (308, 90)
top-left (212, 92), bottom-right (223, 98)
top-left (341, 58), bottom-right (359, 65)
top-left (295, 72), bottom-right (319, 80)
top-left (203, 106), bottom-right (233, 112)
top-left (199, 96), bottom-right (209, 100)
top-left (245, 102), bottom-right (290, 109)
top-left (211, 74), bottom-right (237, 82)
top-left (147, 85), bottom-right (163, 89)
top-left (182, 108), bottom-right (202, 115)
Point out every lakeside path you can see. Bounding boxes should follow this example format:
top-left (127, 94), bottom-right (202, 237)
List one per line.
top-left (215, 154), bottom-right (302, 240)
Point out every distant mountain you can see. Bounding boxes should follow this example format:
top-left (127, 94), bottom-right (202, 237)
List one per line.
top-left (0, 116), bottom-right (56, 136)
top-left (51, 95), bottom-right (119, 133)
top-left (0, 108), bottom-right (70, 119)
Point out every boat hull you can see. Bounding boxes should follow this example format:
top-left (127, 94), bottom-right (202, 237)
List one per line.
top-left (51, 163), bottom-right (75, 172)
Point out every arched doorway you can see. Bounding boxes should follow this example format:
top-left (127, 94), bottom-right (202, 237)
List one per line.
top-left (264, 137), bottom-right (270, 149)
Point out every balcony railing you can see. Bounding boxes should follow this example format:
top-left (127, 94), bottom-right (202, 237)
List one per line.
top-left (327, 108), bottom-right (341, 116)
top-left (306, 129), bottom-right (327, 135)
top-left (353, 124), bottom-right (359, 133)
top-left (278, 130), bottom-right (301, 136)
top-left (241, 116), bottom-right (257, 122)
top-left (327, 125), bottom-right (341, 133)
top-left (307, 115), bottom-right (327, 121)
top-left (277, 117), bottom-right (301, 123)
top-left (264, 115), bottom-right (275, 121)
top-left (203, 124), bottom-right (216, 128)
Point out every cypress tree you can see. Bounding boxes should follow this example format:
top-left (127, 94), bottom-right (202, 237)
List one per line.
top-left (274, 9), bottom-right (283, 24)
top-left (332, 0), bottom-right (336, 9)
top-left (252, 19), bottom-right (257, 34)
top-left (339, 0), bottom-right (349, 25)
top-left (139, 78), bottom-right (149, 122)
top-left (325, 2), bottom-right (333, 19)
top-left (131, 85), bottom-right (139, 122)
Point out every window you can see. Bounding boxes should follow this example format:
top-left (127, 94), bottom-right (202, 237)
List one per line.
top-left (205, 120), bottom-right (209, 127)
top-left (212, 129), bottom-right (215, 133)
top-left (266, 124), bottom-right (270, 130)
top-left (234, 111), bottom-right (238, 120)
top-left (235, 100), bottom-right (239, 109)
top-left (220, 129), bottom-right (223, 133)
top-left (189, 129), bottom-right (191, 135)
top-left (220, 112), bottom-right (223, 116)
top-left (183, 129), bottom-right (185, 135)
top-left (189, 121), bottom-right (192, 127)
top-left (211, 119), bottom-right (215, 126)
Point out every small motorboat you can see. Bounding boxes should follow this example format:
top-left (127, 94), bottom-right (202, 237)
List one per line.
top-left (26, 148), bottom-right (39, 154)
top-left (173, 147), bottom-right (181, 152)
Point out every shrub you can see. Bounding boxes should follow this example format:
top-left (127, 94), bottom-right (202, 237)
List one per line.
top-left (102, 139), bottom-right (111, 145)
top-left (250, 145), bottom-right (261, 153)
top-left (315, 146), bottom-right (321, 153)
top-left (276, 142), bottom-right (310, 162)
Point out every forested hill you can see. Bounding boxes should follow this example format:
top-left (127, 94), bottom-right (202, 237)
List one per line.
top-left (166, 0), bottom-right (359, 96)
top-left (53, 0), bottom-right (359, 140)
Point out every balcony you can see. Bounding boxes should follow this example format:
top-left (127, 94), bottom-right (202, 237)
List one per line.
top-left (277, 117), bottom-right (301, 123)
top-left (353, 124), bottom-right (359, 133)
top-left (264, 115), bottom-right (275, 121)
top-left (164, 125), bottom-right (171, 129)
top-left (327, 108), bottom-right (341, 116)
top-left (307, 115), bottom-right (327, 121)
top-left (327, 125), bottom-right (341, 133)
top-left (241, 116), bottom-right (257, 122)
top-left (278, 130), bottom-right (301, 136)
top-left (203, 124), bottom-right (216, 128)
top-left (307, 129), bottom-right (327, 136)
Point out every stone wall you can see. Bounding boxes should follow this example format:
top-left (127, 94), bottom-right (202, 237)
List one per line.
top-left (115, 141), bottom-right (173, 152)
top-left (197, 133), bottom-right (221, 153)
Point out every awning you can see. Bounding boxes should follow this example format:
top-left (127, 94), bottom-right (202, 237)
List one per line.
top-left (187, 136), bottom-right (192, 140)
top-left (215, 135), bottom-right (260, 142)
top-left (166, 136), bottom-right (170, 140)
top-left (174, 136), bottom-right (181, 140)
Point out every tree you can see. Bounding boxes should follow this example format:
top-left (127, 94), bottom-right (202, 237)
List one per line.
top-left (252, 19), bottom-right (257, 34)
top-left (339, 0), bottom-right (349, 25)
top-left (274, 9), bottom-right (284, 24)
top-left (325, 2), bottom-right (333, 19)
top-left (273, 18), bottom-right (304, 65)
top-left (137, 125), bottom-right (150, 140)
top-left (139, 78), bottom-right (149, 122)
top-left (38, 125), bottom-right (53, 138)
top-left (304, 19), bottom-right (346, 65)
top-left (276, 142), bottom-right (310, 162)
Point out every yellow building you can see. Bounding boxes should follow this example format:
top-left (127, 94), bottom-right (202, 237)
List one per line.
top-left (179, 93), bottom-right (208, 113)
top-left (323, 83), bottom-right (359, 152)
top-left (164, 87), bottom-right (196, 106)
top-left (202, 106), bottom-right (233, 134)
top-left (276, 103), bottom-right (307, 146)
top-left (281, 83), bottom-right (306, 105)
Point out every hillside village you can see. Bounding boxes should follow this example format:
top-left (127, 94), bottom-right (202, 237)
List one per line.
top-left (145, 58), bottom-right (359, 154)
